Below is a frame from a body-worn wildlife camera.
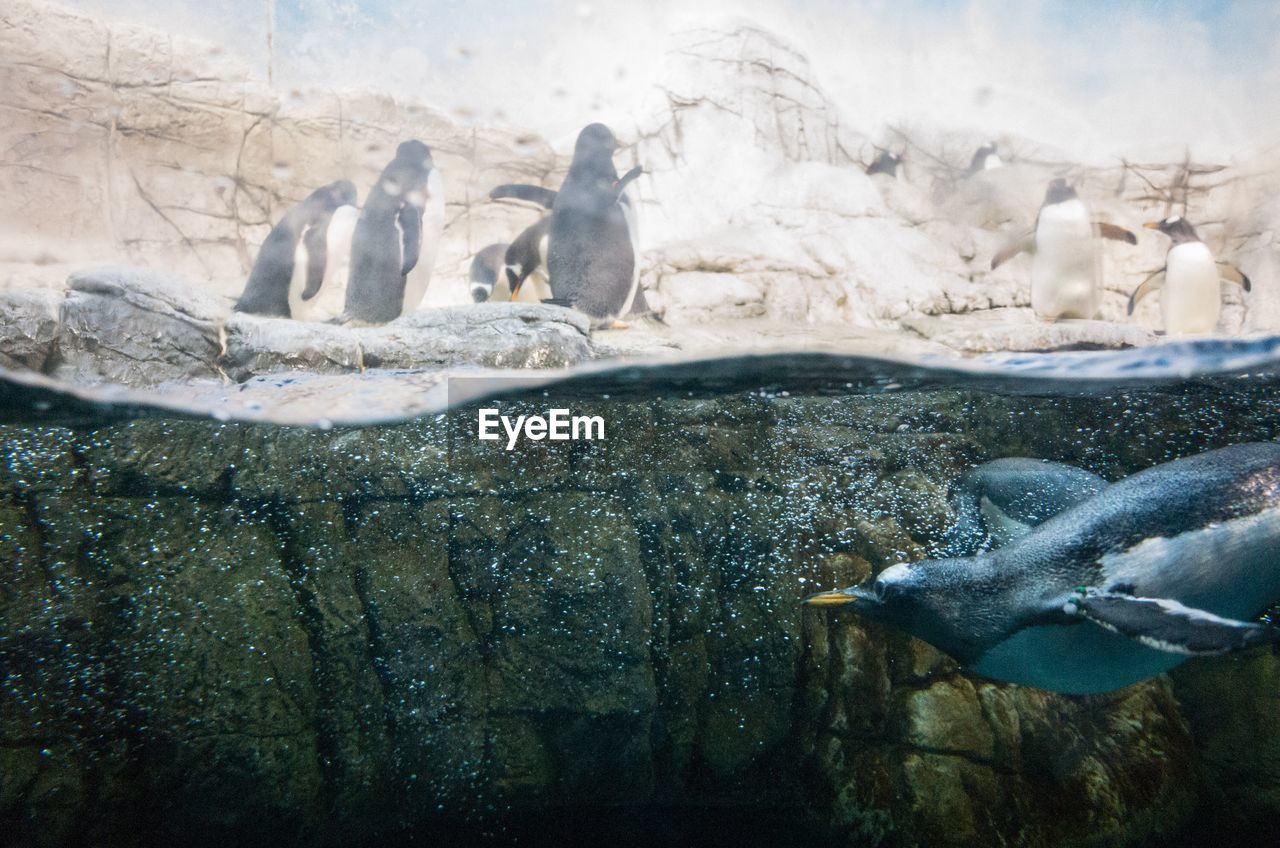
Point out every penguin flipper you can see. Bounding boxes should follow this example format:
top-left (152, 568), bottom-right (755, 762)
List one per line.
top-left (1093, 222), bottom-right (1138, 244)
top-left (489, 184), bottom-right (559, 209)
top-left (1217, 261), bottom-right (1253, 292)
top-left (398, 204), bottom-right (423, 276)
top-left (1065, 588), bottom-right (1280, 656)
top-left (1126, 267), bottom-right (1166, 316)
top-left (613, 166), bottom-right (644, 199)
top-left (991, 235), bottom-right (1034, 270)
top-left (300, 221), bottom-right (329, 301)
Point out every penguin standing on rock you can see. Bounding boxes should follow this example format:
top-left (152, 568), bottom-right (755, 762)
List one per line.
top-left (341, 140), bottom-right (444, 324)
top-left (963, 141), bottom-right (1002, 176)
top-left (235, 180), bottom-right (358, 320)
top-left (469, 243), bottom-right (509, 302)
top-left (991, 178), bottom-right (1137, 321)
top-left (504, 217), bottom-right (553, 303)
top-left (806, 443), bottom-right (1280, 695)
top-left (488, 126), bottom-right (644, 327)
top-left (1127, 215), bottom-right (1252, 335)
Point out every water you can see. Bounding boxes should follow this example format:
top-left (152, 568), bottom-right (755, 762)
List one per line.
top-left (2, 343), bottom-right (1279, 848)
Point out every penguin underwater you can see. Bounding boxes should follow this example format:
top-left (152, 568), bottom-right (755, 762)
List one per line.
top-left (341, 139), bottom-right (445, 325)
top-left (1127, 214), bottom-right (1252, 335)
top-left (939, 457), bottom-right (1108, 558)
top-left (806, 443), bottom-right (1280, 695)
top-left (234, 179), bottom-right (358, 320)
top-left (991, 178), bottom-right (1138, 322)
top-left (489, 123), bottom-right (644, 327)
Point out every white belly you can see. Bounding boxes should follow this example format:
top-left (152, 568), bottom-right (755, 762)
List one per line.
top-left (1031, 199), bottom-right (1098, 321)
top-left (402, 169), bottom-right (446, 316)
top-left (1162, 241), bottom-right (1220, 334)
top-left (287, 205), bottom-right (357, 322)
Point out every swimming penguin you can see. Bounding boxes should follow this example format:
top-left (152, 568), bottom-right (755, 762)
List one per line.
top-left (963, 142), bottom-right (1003, 177)
top-left (866, 151), bottom-right (902, 179)
top-left (938, 457), bottom-right (1108, 557)
top-left (990, 178), bottom-right (1137, 321)
top-left (469, 243), bottom-right (509, 302)
top-left (341, 140), bottom-right (445, 324)
top-left (1127, 215), bottom-right (1252, 335)
top-left (235, 180), bottom-right (358, 320)
top-left (489, 135), bottom-right (645, 325)
top-left (806, 442), bottom-right (1280, 695)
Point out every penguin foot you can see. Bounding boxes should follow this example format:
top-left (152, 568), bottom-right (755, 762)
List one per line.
top-left (607, 320), bottom-right (631, 330)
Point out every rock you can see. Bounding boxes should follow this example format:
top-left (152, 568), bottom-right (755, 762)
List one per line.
top-left (56, 266), bottom-right (229, 385)
top-left (222, 303), bottom-right (595, 380)
top-left (0, 384), bottom-right (1217, 846)
top-left (0, 289), bottom-right (61, 370)
top-left (1172, 651), bottom-right (1280, 832)
top-left (902, 309), bottom-right (1156, 353)
top-left (899, 678), bottom-right (995, 760)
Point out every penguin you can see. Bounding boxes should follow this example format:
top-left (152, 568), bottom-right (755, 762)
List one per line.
top-left (866, 151), bottom-right (901, 179)
top-left (963, 142), bottom-right (1003, 177)
top-left (805, 443), bottom-right (1280, 695)
top-left (938, 457), bottom-right (1108, 557)
top-left (489, 136), bottom-right (645, 325)
top-left (469, 243), bottom-right (509, 303)
top-left (1127, 215), bottom-right (1252, 335)
top-left (504, 217), bottom-right (553, 304)
top-left (235, 180), bottom-right (357, 319)
top-left (990, 178), bottom-right (1137, 321)
top-left (341, 140), bottom-right (444, 324)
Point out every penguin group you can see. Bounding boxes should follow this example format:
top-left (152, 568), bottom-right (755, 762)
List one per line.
top-left (986, 170), bottom-right (1250, 334)
top-left (807, 443), bottom-right (1280, 695)
top-left (237, 123), bottom-right (647, 330)
top-left (236, 140), bottom-right (445, 325)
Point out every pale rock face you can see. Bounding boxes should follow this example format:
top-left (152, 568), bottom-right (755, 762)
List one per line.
top-left (1237, 197), bottom-right (1280, 333)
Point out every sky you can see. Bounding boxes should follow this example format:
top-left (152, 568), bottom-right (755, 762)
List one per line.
top-left (62, 0), bottom-right (1280, 160)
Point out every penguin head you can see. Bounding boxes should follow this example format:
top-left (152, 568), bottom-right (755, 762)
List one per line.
top-left (805, 559), bottom-right (994, 662)
top-left (322, 180), bottom-right (358, 208)
top-left (395, 139), bottom-right (433, 167)
top-left (1043, 178), bottom-right (1078, 205)
top-left (1144, 214), bottom-right (1200, 244)
top-left (569, 123), bottom-right (621, 179)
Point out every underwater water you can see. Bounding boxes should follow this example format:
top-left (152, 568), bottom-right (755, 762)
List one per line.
top-left (3, 344), bottom-right (1280, 848)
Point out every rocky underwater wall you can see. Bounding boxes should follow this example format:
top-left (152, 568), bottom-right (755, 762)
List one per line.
top-left (3, 381), bottom-right (1280, 848)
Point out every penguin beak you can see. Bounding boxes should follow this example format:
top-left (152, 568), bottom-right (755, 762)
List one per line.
top-left (1143, 221), bottom-right (1162, 230)
top-left (803, 586), bottom-right (875, 607)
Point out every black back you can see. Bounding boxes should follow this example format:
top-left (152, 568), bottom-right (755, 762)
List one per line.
top-left (547, 123), bottom-right (637, 320)
top-left (343, 140), bottom-right (433, 323)
top-left (505, 217), bottom-right (551, 293)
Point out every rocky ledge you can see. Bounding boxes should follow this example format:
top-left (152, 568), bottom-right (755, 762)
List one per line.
top-left (0, 267), bottom-right (596, 388)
